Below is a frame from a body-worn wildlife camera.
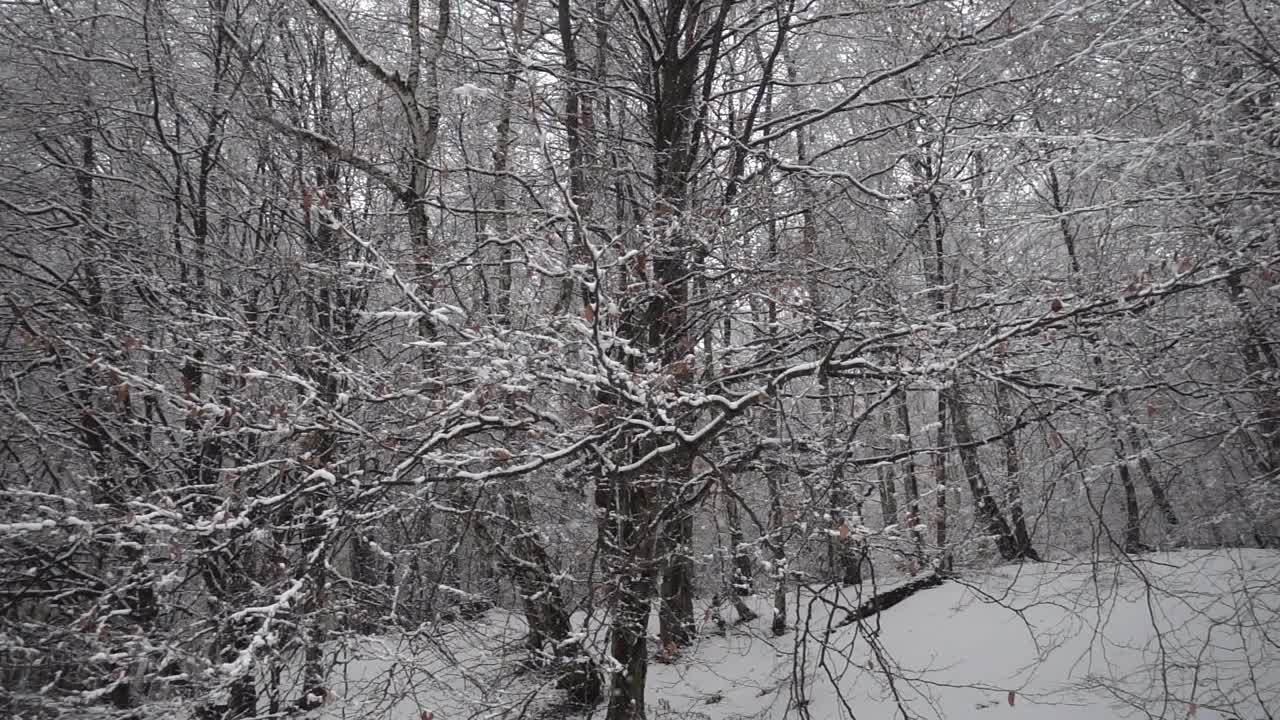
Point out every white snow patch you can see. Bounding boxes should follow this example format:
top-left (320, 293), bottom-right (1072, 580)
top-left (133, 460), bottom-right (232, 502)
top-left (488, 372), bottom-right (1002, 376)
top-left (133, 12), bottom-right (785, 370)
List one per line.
top-left (287, 551), bottom-right (1279, 720)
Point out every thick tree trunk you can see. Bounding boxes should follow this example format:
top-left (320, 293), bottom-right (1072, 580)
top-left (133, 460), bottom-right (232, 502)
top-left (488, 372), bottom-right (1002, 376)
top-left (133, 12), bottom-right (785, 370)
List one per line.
top-left (724, 483), bottom-right (752, 595)
top-left (767, 470), bottom-right (788, 636)
top-left (1115, 458), bottom-right (1146, 553)
top-left (877, 412), bottom-right (900, 530)
top-left (833, 571), bottom-right (946, 630)
top-left (948, 389), bottom-right (1040, 561)
top-left (606, 572), bottom-right (654, 720)
top-left (476, 492), bottom-right (601, 704)
top-left (658, 513), bottom-right (696, 649)
top-left (491, 0), bottom-right (529, 321)
top-left (1122, 413), bottom-right (1179, 531)
top-left (828, 482), bottom-right (864, 586)
top-left (933, 393), bottom-right (951, 569)
top-left (992, 384), bottom-right (1038, 558)
top-left (597, 0), bottom-right (732, 711)
top-left (598, 469), bottom-right (657, 720)
top-left (893, 389), bottom-right (925, 558)
top-left (1223, 270), bottom-right (1280, 478)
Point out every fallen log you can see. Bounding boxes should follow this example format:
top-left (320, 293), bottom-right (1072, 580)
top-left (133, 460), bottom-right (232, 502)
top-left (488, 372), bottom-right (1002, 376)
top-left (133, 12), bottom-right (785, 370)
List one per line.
top-left (832, 570), bottom-right (945, 630)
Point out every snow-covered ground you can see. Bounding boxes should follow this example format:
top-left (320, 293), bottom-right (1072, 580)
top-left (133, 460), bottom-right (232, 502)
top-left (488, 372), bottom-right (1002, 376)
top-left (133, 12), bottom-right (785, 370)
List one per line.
top-left (316, 550), bottom-right (1280, 720)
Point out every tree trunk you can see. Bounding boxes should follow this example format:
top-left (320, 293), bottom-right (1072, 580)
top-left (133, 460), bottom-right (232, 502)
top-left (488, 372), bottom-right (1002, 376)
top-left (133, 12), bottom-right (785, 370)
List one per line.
top-left (893, 388), bottom-right (926, 559)
top-left (829, 481), bottom-right (864, 586)
top-left (477, 492), bottom-right (601, 704)
top-left (599, 469), bottom-right (657, 720)
top-left (877, 412), bottom-right (900, 530)
top-left (992, 383), bottom-right (1038, 558)
top-left (1222, 270), bottom-right (1280, 479)
top-left (658, 513), bottom-right (696, 649)
top-left (1121, 411), bottom-right (1179, 532)
top-left (933, 393), bottom-right (951, 570)
top-left (948, 388), bottom-right (1040, 561)
top-left (767, 469), bottom-right (788, 636)
top-left (491, 0), bottom-right (530, 322)
top-left (606, 570), bottom-right (654, 720)
top-left (724, 482), bottom-right (752, 595)
top-left (1115, 455), bottom-right (1146, 553)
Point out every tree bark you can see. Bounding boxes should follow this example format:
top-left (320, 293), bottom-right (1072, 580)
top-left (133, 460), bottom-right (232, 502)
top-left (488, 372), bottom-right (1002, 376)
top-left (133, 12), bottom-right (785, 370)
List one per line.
top-left (893, 388), bottom-right (926, 559)
top-left (597, 466), bottom-right (658, 720)
top-left (767, 467), bottom-right (788, 636)
top-left (658, 513), bottom-right (696, 649)
top-left (933, 393), bottom-right (951, 570)
top-left (992, 384), bottom-right (1038, 558)
top-left (948, 388), bottom-right (1040, 561)
top-left (477, 492), bottom-right (601, 704)
top-left (877, 412), bottom-right (900, 531)
top-left (724, 481), bottom-right (753, 595)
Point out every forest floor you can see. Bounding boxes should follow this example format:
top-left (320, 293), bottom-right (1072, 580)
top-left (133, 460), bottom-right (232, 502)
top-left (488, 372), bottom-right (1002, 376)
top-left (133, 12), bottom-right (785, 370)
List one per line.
top-left (314, 550), bottom-right (1280, 720)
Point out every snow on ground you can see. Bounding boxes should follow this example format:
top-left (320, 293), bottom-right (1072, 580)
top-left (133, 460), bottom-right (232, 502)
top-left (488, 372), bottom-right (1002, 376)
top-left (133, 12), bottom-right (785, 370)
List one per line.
top-left (318, 550), bottom-right (1280, 720)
